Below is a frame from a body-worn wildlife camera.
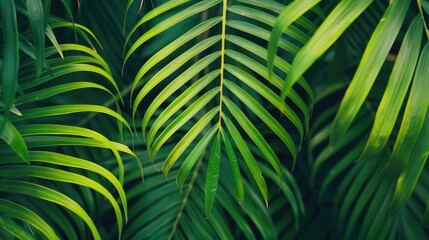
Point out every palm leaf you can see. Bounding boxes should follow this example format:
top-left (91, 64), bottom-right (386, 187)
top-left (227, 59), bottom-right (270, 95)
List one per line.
top-left (330, 0), bottom-right (412, 147)
top-left (0, 199), bottom-right (58, 240)
top-left (268, 0), bottom-right (373, 100)
top-left (308, 69), bottom-right (429, 239)
top-left (125, 0), bottom-right (313, 211)
top-left (101, 139), bottom-right (303, 239)
top-left (358, 15), bottom-right (423, 164)
top-left (26, 0), bottom-right (46, 77)
top-left (0, 0), bottom-right (19, 114)
top-left (0, 2), bottom-right (134, 238)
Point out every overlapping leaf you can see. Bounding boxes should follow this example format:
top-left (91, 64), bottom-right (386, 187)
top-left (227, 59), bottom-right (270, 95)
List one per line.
top-left (308, 48), bottom-right (429, 239)
top-left (0, 3), bottom-right (134, 239)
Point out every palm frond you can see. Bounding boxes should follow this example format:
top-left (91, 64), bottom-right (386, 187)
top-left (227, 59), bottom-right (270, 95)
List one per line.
top-left (0, 2), bottom-right (134, 239)
top-left (100, 136), bottom-right (304, 239)
top-left (125, 0), bottom-right (313, 213)
top-left (308, 73), bottom-right (429, 239)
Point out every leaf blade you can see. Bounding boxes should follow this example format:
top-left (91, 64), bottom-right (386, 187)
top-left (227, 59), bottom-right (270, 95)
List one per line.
top-left (358, 15), bottom-right (423, 162)
top-left (205, 132), bottom-right (221, 217)
top-left (1, 0), bottom-right (19, 114)
top-left (0, 115), bottom-right (29, 163)
top-left (281, 0), bottom-right (374, 100)
top-left (26, 0), bottom-right (46, 77)
top-left (267, 0), bottom-right (321, 77)
top-left (330, 0), bottom-right (411, 147)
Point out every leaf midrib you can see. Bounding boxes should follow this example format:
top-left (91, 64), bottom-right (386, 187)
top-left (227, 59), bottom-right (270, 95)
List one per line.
top-left (217, 0), bottom-right (227, 133)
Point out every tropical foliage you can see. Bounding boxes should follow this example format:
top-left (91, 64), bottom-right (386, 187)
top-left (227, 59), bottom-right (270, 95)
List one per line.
top-left (1, 0), bottom-right (429, 239)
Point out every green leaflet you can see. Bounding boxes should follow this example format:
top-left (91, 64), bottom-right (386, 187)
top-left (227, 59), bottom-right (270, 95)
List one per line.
top-left (142, 52), bottom-right (220, 138)
top-left (225, 52), bottom-right (305, 142)
top-left (56, 0), bottom-right (75, 34)
top-left (48, 18), bottom-right (102, 49)
top-left (228, 5), bottom-right (309, 44)
top-left (205, 133), bottom-right (221, 217)
top-left (224, 97), bottom-right (282, 181)
top-left (390, 105), bottom-right (429, 216)
top-left (312, 116), bottom-right (372, 187)
top-left (226, 36), bottom-right (312, 135)
top-left (423, 0), bottom-right (429, 13)
top-left (0, 199), bottom-right (58, 240)
top-left (237, 0), bottom-right (324, 24)
top-left (267, 0), bottom-right (321, 78)
top-left (0, 217), bottom-right (35, 240)
top-left (0, 165), bottom-right (124, 239)
top-left (20, 63), bottom-right (120, 101)
top-left (130, 17), bottom-right (221, 98)
top-left (357, 183), bottom-right (393, 239)
top-left (338, 158), bottom-right (378, 229)
top-left (123, 0), bottom-right (219, 74)
top-left (217, 183), bottom-right (274, 240)
top-left (132, 36), bottom-right (221, 118)
top-left (358, 15), bottom-right (423, 162)
top-left (123, 0), bottom-right (145, 33)
top-left (227, 20), bottom-right (300, 55)
top-left (380, 42), bottom-right (429, 179)
top-left (280, 0), bottom-right (373, 101)
top-left (26, 0), bottom-right (46, 77)
top-left (402, 210), bottom-right (428, 239)
top-left (330, 0), bottom-right (411, 147)
top-left (23, 137), bottom-right (141, 180)
top-left (124, 0), bottom-right (190, 53)
top-left (15, 82), bottom-right (114, 105)
top-left (221, 129), bottom-right (244, 204)
top-left (222, 114), bottom-right (268, 205)
top-left (28, 151), bottom-right (128, 222)
top-left (145, 71), bottom-right (218, 147)
top-left (0, 0), bottom-right (19, 114)
top-left (0, 99), bottom-right (22, 116)
top-left (24, 136), bottom-right (136, 157)
top-left (45, 23), bottom-right (64, 59)
top-left (341, 161), bottom-right (380, 239)
top-left (177, 125), bottom-right (217, 191)
top-left (0, 180), bottom-right (101, 240)
top-left (17, 124), bottom-right (125, 184)
top-left (162, 107), bottom-right (219, 176)
top-left (149, 89), bottom-right (219, 160)
top-left (18, 34), bottom-right (51, 73)
top-left (259, 163), bottom-right (302, 230)
top-left (0, 115), bottom-right (29, 163)
top-left (224, 80), bottom-right (297, 164)
top-left (10, 104), bottom-right (131, 133)
top-left (45, 44), bottom-right (110, 72)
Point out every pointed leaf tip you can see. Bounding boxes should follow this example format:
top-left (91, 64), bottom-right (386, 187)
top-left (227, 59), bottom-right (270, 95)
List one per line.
top-left (205, 133), bottom-right (221, 219)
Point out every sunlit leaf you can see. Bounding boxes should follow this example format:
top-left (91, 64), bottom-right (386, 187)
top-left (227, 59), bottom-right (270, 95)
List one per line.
top-left (331, 0), bottom-right (411, 147)
top-left (0, 115), bottom-right (29, 163)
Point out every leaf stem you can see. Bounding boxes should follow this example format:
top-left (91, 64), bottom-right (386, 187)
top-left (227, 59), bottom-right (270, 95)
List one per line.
top-left (417, 0), bottom-right (429, 40)
top-left (217, 0), bottom-right (228, 132)
top-left (168, 151), bottom-right (205, 240)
